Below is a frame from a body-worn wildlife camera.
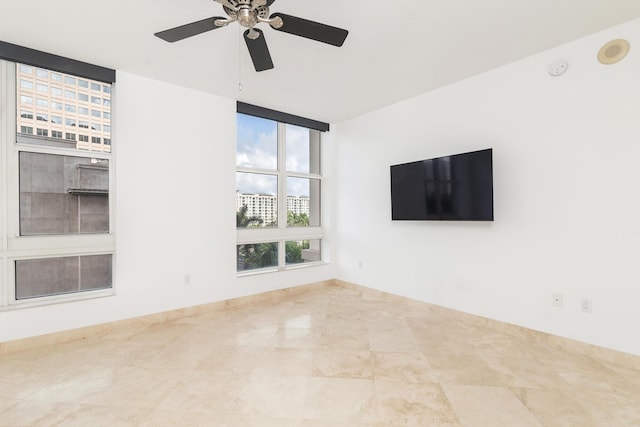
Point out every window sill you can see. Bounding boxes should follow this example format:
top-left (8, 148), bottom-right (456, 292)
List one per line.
top-left (3, 288), bottom-right (116, 311)
top-left (237, 261), bottom-right (329, 278)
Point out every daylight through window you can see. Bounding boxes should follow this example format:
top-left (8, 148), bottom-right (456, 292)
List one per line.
top-left (0, 54), bottom-right (115, 306)
top-left (236, 112), bottom-right (324, 272)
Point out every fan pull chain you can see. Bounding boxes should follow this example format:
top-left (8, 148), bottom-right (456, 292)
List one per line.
top-left (238, 25), bottom-right (243, 92)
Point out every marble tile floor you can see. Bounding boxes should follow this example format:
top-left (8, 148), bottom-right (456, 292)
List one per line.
top-left (1, 284), bottom-right (640, 426)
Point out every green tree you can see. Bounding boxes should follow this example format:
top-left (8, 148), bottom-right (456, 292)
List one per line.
top-left (237, 205), bottom-right (263, 228)
top-left (245, 242), bottom-right (278, 268)
top-left (287, 211), bottom-right (309, 227)
top-left (285, 241), bottom-right (303, 264)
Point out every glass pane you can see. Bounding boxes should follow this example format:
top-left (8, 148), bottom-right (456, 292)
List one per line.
top-left (236, 113), bottom-right (277, 170)
top-left (236, 172), bottom-right (277, 228)
top-left (237, 242), bottom-right (278, 272)
top-left (15, 254), bottom-right (112, 299)
top-left (286, 124), bottom-right (320, 174)
top-left (286, 239), bottom-right (321, 265)
top-left (20, 152), bottom-right (109, 235)
top-left (16, 63), bottom-right (112, 153)
top-left (287, 177), bottom-right (320, 227)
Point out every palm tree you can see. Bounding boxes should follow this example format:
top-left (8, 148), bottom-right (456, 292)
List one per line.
top-left (245, 242), bottom-right (278, 269)
top-left (236, 205), bottom-right (265, 270)
top-left (237, 205), bottom-right (263, 228)
top-left (287, 211), bottom-right (309, 227)
top-left (285, 241), bottom-right (303, 264)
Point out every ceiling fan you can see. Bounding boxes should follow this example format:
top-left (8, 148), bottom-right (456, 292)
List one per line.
top-left (154, 0), bottom-right (349, 72)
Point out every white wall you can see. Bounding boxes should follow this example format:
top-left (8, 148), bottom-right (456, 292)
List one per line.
top-left (0, 72), bottom-right (336, 343)
top-left (335, 19), bottom-right (640, 355)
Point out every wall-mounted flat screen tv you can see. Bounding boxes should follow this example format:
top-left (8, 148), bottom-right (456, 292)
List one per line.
top-left (390, 148), bottom-right (493, 221)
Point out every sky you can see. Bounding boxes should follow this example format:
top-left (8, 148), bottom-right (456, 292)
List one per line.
top-left (236, 113), bottom-right (315, 197)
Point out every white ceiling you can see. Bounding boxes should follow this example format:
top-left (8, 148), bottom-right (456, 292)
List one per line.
top-left (1, 0), bottom-right (640, 123)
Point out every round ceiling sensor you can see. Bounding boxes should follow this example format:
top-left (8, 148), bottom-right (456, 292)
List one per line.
top-left (597, 39), bottom-right (630, 65)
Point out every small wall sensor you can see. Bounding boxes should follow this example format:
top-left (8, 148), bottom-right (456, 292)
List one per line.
top-left (548, 59), bottom-right (569, 77)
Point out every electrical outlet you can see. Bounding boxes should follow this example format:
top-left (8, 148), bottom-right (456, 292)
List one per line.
top-left (552, 293), bottom-right (563, 308)
top-left (581, 298), bottom-right (592, 313)
top-left (184, 274), bottom-right (191, 285)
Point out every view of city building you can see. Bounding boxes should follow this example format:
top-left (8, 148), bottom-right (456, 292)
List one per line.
top-left (16, 63), bottom-right (112, 152)
top-left (236, 192), bottom-right (310, 225)
top-left (11, 63), bottom-right (114, 299)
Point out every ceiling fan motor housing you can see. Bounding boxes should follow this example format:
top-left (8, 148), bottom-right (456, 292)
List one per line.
top-left (224, 0), bottom-right (270, 28)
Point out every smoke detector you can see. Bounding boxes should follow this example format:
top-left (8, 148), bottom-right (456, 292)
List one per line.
top-left (548, 59), bottom-right (569, 77)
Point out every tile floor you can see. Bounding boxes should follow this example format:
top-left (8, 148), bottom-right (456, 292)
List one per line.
top-left (1, 284), bottom-right (640, 426)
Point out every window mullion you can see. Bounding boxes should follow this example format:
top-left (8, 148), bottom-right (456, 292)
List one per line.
top-left (0, 60), bottom-right (10, 307)
top-left (277, 122), bottom-right (287, 268)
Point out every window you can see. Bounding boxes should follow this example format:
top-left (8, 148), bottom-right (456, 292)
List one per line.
top-left (91, 136), bottom-right (101, 144)
top-left (65, 90), bottom-right (76, 99)
top-left (78, 79), bottom-right (88, 88)
top-left (0, 51), bottom-right (115, 308)
top-left (20, 79), bottom-right (33, 89)
top-left (78, 107), bottom-right (89, 115)
top-left (91, 96), bottom-right (101, 105)
top-left (91, 109), bottom-right (101, 118)
top-left (79, 135), bottom-right (89, 142)
top-left (15, 255), bottom-right (112, 300)
top-left (236, 109), bottom-right (325, 273)
top-left (91, 82), bottom-right (101, 91)
top-left (78, 93), bottom-right (88, 102)
top-left (104, 138), bottom-right (111, 145)
top-left (79, 120), bottom-right (89, 128)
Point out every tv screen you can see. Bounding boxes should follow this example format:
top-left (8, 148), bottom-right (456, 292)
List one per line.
top-left (390, 148), bottom-right (493, 221)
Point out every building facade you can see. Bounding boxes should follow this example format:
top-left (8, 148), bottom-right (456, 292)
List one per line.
top-left (16, 63), bottom-right (112, 152)
top-left (237, 192), bottom-right (310, 226)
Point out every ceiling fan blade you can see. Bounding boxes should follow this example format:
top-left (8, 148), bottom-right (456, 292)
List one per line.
top-left (266, 0), bottom-right (277, 5)
top-left (244, 29), bottom-right (274, 72)
top-left (269, 13), bottom-right (348, 47)
top-left (154, 17), bottom-right (227, 42)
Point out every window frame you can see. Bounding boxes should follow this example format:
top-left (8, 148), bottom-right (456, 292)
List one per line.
top-left (0, 58), bottom-right (116, 309)
top-left (236, 114), bottom-right (326, 275)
